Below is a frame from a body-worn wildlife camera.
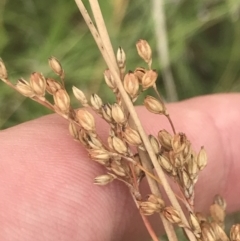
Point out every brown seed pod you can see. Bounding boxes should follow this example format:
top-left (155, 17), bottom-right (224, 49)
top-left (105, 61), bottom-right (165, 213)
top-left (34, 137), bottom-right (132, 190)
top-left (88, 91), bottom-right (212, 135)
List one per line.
top-left (123, 71), bottom-right (139, 99)
top-left (48, 56), bottom-right (64, 77)
top-left (76, 109), bottom-right (95, 132)
top-left (111, 103), bottom-right (126, 124)
top-left (144, 96), bottom-right (165, 114)
top-left (230, 224), bottom-right (240, 241)
top-left (53, 89), bottom-right (70, 113)
top-left (136, 39), bottom-right (152, 66)
top-left (46, 78), bottom-right (62, 95)
top-left (16, 78), bottom-right (35, 97)
top-left (162, 206), bottom-right (183, 225)
top-left (29, 72), bottom-right (46, 96)
top-left (142, 69), bottom-right (158, 90)
top-left (72, 86), bottom-right (88, 106)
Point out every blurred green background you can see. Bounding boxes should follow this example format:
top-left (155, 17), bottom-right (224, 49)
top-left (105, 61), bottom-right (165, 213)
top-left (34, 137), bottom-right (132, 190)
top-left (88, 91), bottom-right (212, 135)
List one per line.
top-left (0, 0), bottom-right (240, 129)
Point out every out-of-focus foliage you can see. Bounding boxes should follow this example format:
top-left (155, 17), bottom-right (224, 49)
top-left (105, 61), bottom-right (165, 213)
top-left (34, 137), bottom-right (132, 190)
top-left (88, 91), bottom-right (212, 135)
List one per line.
top-left (0, 0), bottom-right (240, 128)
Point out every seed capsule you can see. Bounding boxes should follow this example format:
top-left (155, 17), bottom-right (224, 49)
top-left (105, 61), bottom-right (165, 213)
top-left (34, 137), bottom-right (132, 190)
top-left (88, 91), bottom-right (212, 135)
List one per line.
top-left (72, 86), bottom-right (88, 106)
top-left (104, 69), bottom-right (117, 90)
top-left (48, 56), bottom-right (64, 77)
top-left (16, 78), bottom-right (35, 97)
top-left (136, 39), bottom-right (152, 66)
top-left (123, 126), bottom-right (142, 146)
top-left (158, 129), bottom-right (173, 151)
top-left (90, 94), bottom-right (103, 110)
top-left (144, 96), bottom-right (165, 114)
top-left (111, 103), bottom-right (126, 124)
top-left (112, 136), bottom-right (128, 154)
top-left (197, 146), bottom-right (207, 170)
top-left (142, 69), bottom-right (158, 90)
top-left (116, 47), bottom-right (126, 71)
top-left (230, 224), bottom-right (240, 241)
top-left (46, 78), bottom-right (62, 95)
top-left (76, 109), bottom-right (95, 132)
top-left (123, 71), bottom-right (139, 99)
top-left (94, 173), bottom-right (116, 185)
top-left (53, 89), bottom-right (70, 113)
top-left (162, 206), bottom-right (182, 225)
top-left (29, 72), bottom-right (46, 96)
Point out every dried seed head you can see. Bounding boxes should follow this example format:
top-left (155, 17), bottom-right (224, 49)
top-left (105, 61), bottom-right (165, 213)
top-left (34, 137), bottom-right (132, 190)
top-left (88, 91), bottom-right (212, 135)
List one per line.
top-left (90, 93), bottom-right (103, 110)
top-left (72, 86), bottom-right (88, 106)
top-left (136, 39), bottom-right (152, 65)
top-left (213, 194), bottom-right (226, 211)
top-left (201, 223), bottom-right (216, 241)
top-left (142, 69), bottom-right (158, 90)
top-left (102, 104), bottom-right (112, 122)
top-left (147, 194), bottom-right (165, 208)
top-left (189, 213), bottom-right (201, 237)
top-left (111, 103), bottom-right (126, 124)
top-left (171, 133), bottom-right (186, 153)
top-left (76, 109), bottom-right (95, 132)
top-left (163, 206), bottom-right (182, 225)
top-left (116, 47), bottom-right (126, 71)
top-left (210, 203), bottom-right (225, 224)
top-left (230, 224), bottom-right (240, 241)
top-left (123, 71), bottom-right (139, 99)
top-left (94, 173), bottom-right (116, 185)
top-left (210, 222), bottom-right (229, 241)
top-left (111, 160), bottom-right (129, 177)
top-left (104, 69), bottom-right (117, 91)
top-left (112, 136), bottom-right (128, 154)
top-left (133, 154), bottom-right (144, 179)
top-left (46, 78), bottom-right (62, 95)
top-left (179, 169), bottom-right (192, 189)
top-left (187, 155), bottom-right (199, 180)
top-left (86, 133), bottom-right (102, 150)
top-left (48, 56), bottom-right (64, 77)
top-left (134, 67), bottom-right (146, 83)
top-left (16, 78), bottom-right (35, 97)
top-left (157, 154), bottom-right (173, 173)
top-left (149, 135), bottom-right (160, 154)
top-left (29, 72), bottom-right (46, 96)
top-left (123, 126), bottom-right (142, 146)
top-left (68, 122), bottom-right (79, 140)
top-left (144, 96), bottom-right (165, 114)
top-left (197, 146), bottom-right (207, 170)
top-left (158, 129), bottom-right (173, 151)
top-left (0, 58), bottom-right (7, 79)
top-left (140, 201), bottom-right (161, 216)
top-left (53, 89), bottom-right (70, 113)
top-left (89, 149), bottom-right (110, 161)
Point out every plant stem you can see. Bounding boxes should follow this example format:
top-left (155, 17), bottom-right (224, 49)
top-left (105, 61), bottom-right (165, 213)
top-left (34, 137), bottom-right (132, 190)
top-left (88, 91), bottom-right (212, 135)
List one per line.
top-left (152, 0), bottom-right (178, 102)
top-left (88, 0), bottom-right (118, 73)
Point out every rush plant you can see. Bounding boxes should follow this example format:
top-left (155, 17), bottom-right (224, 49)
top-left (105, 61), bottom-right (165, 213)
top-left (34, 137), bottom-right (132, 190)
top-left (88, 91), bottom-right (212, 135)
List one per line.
top-left (0, 1), bottom-right (239, 241)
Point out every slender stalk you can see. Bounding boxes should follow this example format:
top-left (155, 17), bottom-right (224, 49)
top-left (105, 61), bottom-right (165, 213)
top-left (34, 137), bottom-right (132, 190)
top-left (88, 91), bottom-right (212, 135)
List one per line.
top-left (139, 150), bottom-right (178, 241)
top-left (153, 85), bottom-right (176, 134)
top-left (88, 0), bottom-right (118, 73)
top-left (74, 1), bottom-right (196, 240)
top-left (152, 0), bottom-right (178, 102)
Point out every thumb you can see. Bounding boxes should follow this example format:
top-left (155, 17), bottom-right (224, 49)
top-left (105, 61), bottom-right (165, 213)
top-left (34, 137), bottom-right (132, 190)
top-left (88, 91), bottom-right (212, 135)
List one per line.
top-left (0, 94), bottom-right (240, 241)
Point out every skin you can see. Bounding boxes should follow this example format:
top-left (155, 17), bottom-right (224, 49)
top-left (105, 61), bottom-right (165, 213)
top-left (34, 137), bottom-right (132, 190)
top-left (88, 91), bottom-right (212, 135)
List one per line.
top-left (0, 93), bottom-right (240, 241)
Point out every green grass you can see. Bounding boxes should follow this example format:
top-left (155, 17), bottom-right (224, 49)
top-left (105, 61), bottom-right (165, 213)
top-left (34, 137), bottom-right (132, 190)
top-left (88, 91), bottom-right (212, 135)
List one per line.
top-left (0, 0), bottom-right (240, 128)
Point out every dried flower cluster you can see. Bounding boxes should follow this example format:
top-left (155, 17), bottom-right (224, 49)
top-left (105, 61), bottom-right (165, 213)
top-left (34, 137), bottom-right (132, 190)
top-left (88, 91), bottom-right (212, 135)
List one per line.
top-left (0, 1), bottom-right (239, 240)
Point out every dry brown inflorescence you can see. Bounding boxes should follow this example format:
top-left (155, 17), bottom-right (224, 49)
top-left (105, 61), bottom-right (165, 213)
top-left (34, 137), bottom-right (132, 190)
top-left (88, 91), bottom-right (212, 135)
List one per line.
top-left (0, 1), bottom-right (239, 241)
